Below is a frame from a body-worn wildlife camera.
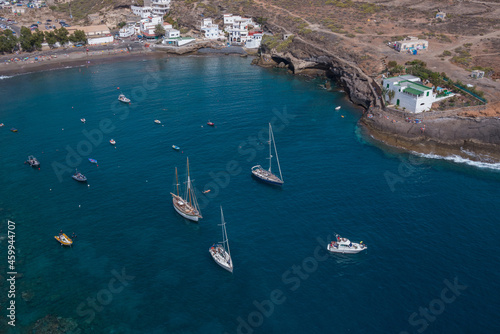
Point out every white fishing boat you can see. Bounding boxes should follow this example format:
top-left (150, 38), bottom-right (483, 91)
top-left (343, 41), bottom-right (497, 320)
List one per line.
top-left (110, 139), bottom-right (116, 145)
top-left (327, 234), bottom-right (367, 254)
top-left (154, 120), bottom-right (161, 124)
top-left (251, 123), bottom-right (284, 185)
top-left (80, 118), bottom-right (86, 123)
top-left (26, 155), bottom-right (40, 168)
top-left (209, 206), bottom-right (233, 273)
top-left (170, 158), bottom-right (202, 222)
top-left (335, 106), bottom-right (341, 110)
top-left (118, 94), bottom-right (130, 103)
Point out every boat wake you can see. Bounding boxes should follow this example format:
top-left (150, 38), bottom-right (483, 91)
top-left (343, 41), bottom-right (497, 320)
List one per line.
top-left (413, 152), bottom-right (500, 171)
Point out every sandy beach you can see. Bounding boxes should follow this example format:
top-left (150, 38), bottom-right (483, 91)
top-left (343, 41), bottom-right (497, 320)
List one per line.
top-left (0, 44), bottom-right (166, 77)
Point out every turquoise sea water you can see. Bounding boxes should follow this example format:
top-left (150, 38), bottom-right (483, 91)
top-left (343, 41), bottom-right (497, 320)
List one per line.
top-left (1, 56), bottom-right (500, 333)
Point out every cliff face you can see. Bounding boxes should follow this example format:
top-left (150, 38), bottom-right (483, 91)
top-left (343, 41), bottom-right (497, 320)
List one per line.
top-left (258, 40), bottom-right (379, 109)
top-left (360, 107), bottom-right (500, 162)
top-left (169, 0), bottom-right (382, 109)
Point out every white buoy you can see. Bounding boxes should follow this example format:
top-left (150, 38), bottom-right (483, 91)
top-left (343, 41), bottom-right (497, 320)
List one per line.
top-left (79, 204), bottom-right (81, 207)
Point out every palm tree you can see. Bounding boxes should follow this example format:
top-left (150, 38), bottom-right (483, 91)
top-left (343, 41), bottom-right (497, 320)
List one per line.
top-left (387, 89), bottom-right (396, 104)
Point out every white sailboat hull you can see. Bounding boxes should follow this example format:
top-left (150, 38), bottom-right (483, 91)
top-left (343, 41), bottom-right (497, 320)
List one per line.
top-left (172, 200), bottom-right (200, 222)
top-left (209, 246), bottom-right (233, 272)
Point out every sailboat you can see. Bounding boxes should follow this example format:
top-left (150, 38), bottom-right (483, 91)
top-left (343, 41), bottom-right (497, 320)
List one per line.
top-left (251, 123), bottom-right (284, 185)
top-left (209, 206), bottom-right (233, 273)
top-left (170, 158), bottom-right (202, 222)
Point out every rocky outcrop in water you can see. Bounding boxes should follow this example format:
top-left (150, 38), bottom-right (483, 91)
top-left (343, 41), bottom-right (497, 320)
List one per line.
top-left (360, 106), bottom-right (500, 162)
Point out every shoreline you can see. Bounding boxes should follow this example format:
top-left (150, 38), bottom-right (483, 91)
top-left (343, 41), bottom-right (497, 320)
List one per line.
top-left (359, 107), bottom-right (500, 164)
top-left (0, 44), bottom-right (252, 78)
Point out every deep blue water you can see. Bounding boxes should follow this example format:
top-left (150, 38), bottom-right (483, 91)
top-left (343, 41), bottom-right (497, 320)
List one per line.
top-left (0, 56), bottom-right (499, 334)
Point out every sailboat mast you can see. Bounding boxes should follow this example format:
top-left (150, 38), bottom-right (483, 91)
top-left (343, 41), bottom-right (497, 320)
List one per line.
top-left (175, 167), bottom-right (179, 196)
top-left (272, 128), bottom-right (283, 181)
top-left (268, 123), bottom-right (272, 172)
top-left (187, 158), bottom-right (192, 206)
top-left (221, 206), bottom-right (231, 256)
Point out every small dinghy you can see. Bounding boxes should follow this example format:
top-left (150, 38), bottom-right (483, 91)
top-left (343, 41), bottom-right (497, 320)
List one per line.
top-left (172, 145), bottom-right (180, 151)
top-left (118, 94), bottom-right (131, 103)
top-left (207, 121), bottom-right (215, 127)
top-left (71, 169), bottom-right (87, 182)
top-left (154, 120), bottom-right (161, 124)
top-left (26, 155), bottom-right (40, 168)
top-left (81, 118), bottom-right (86, 123)
top-left (88, 158), bottom-right (98, 164)
top-left (0, 123), bottom-right (4, 127)
top-left (55, 232), bottom-right (73, 246)
top-left (335, 106), bottom-right (341, 110)
top-left (10, 128), bottom-right (17, 132)
top-left (110, 139), bottom-right (116, 145)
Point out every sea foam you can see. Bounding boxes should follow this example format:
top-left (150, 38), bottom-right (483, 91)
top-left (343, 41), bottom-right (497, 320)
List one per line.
top-left (413, 152), bottom-right (500, 171)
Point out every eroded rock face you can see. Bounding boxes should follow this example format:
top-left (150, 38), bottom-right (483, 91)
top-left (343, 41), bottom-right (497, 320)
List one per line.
top-left (360, 107), bottom-right (500, 162)
top-left (259, 43), bottom-right (378, 109)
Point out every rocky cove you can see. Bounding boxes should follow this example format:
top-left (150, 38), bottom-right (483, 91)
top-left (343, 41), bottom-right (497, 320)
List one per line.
top-left (251, 40), bottom-right (500, 163)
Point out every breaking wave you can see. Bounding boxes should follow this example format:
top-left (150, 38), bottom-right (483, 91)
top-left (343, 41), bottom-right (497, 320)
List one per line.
top-left (0, 75), bottom-right (13, 80)
top-left (413, 152), bottom-right (500, 171)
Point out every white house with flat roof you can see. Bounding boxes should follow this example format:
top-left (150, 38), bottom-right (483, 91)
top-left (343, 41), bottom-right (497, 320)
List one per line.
top-left (245, 31), bottom-right (263, 48)
top-left (165, 28), bottom-right (180, 38)
top-left (395, 36), bottom-right (428, 53)
top-left (140, 16), bottom-right (172, 38)
top-left (383, 75), bottom-right (436, 113)
top-left (201, 18), bottom-right (220, 39)
top-left (132, 0), bottom-right (170, 18)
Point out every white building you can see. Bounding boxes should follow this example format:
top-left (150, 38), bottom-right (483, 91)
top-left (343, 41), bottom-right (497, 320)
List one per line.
top-left (162, 37), bottom-right (195, 47)
top-left (119, 24), bottom-right (136, 38)
top-left (245, 31), bottom-right (263, 48)
top-left (88, 35), bottom-right (114, 45)
top-left (132, 0), bottom-right (170, 19)
top-left (223, 14), bottom-right (261, 44)
top-left (383, 75), bottom-right (436, 113)
top-left (131, 6), bottom-right (152, 19)
top-left (165, 28), bottom-right (180, 38)
top-left (223, 14), bottom-right (257, 28)
top-left (140, 16), bottom-right (172, 39)
top-left (395, 36), bottom-right (428, 53)
top-left (151, 0), bottom-right (171, 16)
top-left (201, 18), bottom-right (220, 40)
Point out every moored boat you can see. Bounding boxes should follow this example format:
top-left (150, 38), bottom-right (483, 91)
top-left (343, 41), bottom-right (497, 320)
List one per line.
top-left (81, 118), bottom-right (86, 123)
top-left (327, 234), bottom-right (367, 254)
top-left (0, 123), bottom-right (4, 127)
top-left (207, 121), bottom-right (215, 126)
top-left (251, 123), bottom-right (284, 185)
top-left (209, 206), bottom-right (233, 273)
top-left (10, 128), bottom-right (17, 132)
top-left (118, 94), bottom-right (131, 103)
top-left (55, 232), bottom-right (73, 246)
top-left (110, 139), bottom-right (116, 145)
top-left (172, 145), bottom-right (180, 151)
top-left (335, 106), bottom-right (341, 110)
top-left (71, 169), bottom-right (87, 182)
top-left (154, 120), bottom-right (161, 124)
top-left (170, 158), bottom-right (202, 222)
top-left (26, 155), bottom-right (40, 167)
top-left (88, 158), bottom-right (98, 164)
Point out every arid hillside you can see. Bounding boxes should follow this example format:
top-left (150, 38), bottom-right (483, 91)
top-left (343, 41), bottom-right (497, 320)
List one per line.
top-left (169, 0), bottom-right (500, 102)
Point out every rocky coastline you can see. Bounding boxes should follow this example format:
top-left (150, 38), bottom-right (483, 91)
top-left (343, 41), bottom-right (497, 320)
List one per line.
top-left (254, 43), bottom-right (500, 163)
